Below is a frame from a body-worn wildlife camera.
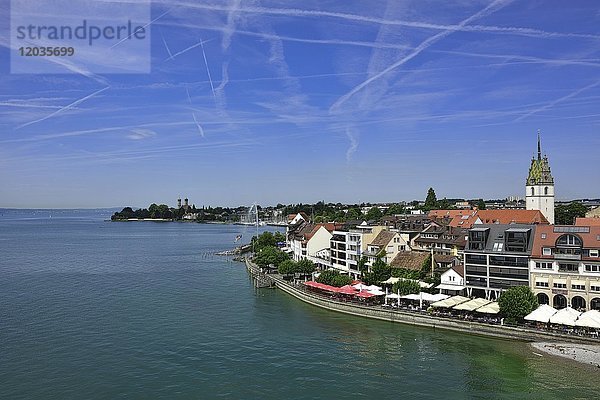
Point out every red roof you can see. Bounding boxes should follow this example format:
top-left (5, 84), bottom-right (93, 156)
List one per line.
top-left (429, 210), bottom-right (473, 219)
top-left (575, 217), bottom-right (600, 226)
top-left (476, 209), bottom-right (549, 225)
top-left (531, 225), bottom-right (600, 258)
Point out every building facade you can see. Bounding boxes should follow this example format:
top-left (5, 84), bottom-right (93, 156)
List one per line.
top-left (529, 224), bottom-right (600, 310)
top-left (464, 224), bottom-right (536, 300)
top-left (330, 224), bottom-right (385, 277)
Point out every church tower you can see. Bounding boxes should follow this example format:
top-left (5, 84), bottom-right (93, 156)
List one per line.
top-left (526, 131), bottom-right (555, 224)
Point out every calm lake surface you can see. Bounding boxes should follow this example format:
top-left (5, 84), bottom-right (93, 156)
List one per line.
top-left (0, 209), bottom-right (598, 399)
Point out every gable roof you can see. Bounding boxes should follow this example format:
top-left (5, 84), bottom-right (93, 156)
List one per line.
top-left (476, 209), bottom-right (549, 225)
top-left (451, 264), bottom-right (464, 277)
top-left (390, 251), bottom-right (429, 271)
top-left (369, 230), bottom-right (396, 248)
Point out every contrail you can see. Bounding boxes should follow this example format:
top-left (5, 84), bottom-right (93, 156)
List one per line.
top-left (160, 1), bottom-right (600, 40)
top-left (192, 113), bottom-right (205, 137)
top-left (161, 32), bottom-right (173, 59)
top-left (185, 86), bottom-right (193, 104)
top-left (110, 8), bottom-right (171, 49)
top-left (16, 86), bottom-right (110, 130)
top-left (515, 80), bottom-right (600, 121)
top-left (330, 0), bottom-right (513, 112)
top-left (200, 38), bottom-right (216, 99)
top-left (166, 38), bottom-right (214, 61)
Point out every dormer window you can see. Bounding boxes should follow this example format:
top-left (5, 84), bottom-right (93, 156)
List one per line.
top-left (505, 228), bottom-right (530, 252)
top-left (556, 234), bottom-right (582, 247)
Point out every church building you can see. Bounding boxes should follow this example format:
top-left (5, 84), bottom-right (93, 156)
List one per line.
top-left (526, 132), bottom-right (555, 224)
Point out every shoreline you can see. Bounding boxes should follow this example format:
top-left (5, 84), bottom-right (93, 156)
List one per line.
top-left (244, 259), bottom-right (599, 344)
top-left (531, 342), bottom-right (600, 369)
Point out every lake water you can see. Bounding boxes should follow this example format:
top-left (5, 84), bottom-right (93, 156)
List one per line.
top-left (0, 209), bottom-right (598, 399)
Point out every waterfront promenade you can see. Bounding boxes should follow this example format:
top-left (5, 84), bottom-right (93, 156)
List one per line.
top-left (245, 259), bottom-right (599, 344)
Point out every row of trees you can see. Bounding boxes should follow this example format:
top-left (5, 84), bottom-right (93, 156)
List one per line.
top-left (111, 203), bottom-right (174, 220)
top-left (278, 259), bottom-right (316, 276)
top-left (316, 270), bottom-right (353, 287)
top-left (424, 188), bottom-right (486, 211)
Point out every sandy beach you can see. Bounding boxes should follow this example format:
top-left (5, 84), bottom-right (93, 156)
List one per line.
top-left (531, 342), bottom-right (600, 368)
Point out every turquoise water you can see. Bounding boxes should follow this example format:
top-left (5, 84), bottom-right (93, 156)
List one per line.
top-left (0, 209), bottom-right (598, 399)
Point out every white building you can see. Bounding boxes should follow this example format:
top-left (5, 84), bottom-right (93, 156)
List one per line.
top-left (436, 265), bottom-right (466, 295)
top-left (330, 223), bottom-right (385, 278)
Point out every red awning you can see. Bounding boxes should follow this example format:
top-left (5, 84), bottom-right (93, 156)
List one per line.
top-left (355, 290), bottom-right (376, 298)
top-left (304, 281), bottom-right (340, 293)
top-left (338, 285), bottom-right (358, 295)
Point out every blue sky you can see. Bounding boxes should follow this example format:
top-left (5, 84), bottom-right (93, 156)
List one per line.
top-left (1, 0), bottom-right (599, 208)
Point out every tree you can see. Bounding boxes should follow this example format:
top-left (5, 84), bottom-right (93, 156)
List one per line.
top-left (362, 257), bottom-right (391, 285)
top-left (385, 203), bottom-right (405, 215)
top-left (148, 203), bottom-right (159, 218)
top-left (254, 246), bottom-right (289, 268)
top-left (436, 198), bottom-right (451, 210)
top-left (252, 231), bottom-right (281, 252)
top-left (476, 199), bottom-right (487, 210)
top-left (296, 259), bottom-right (316, 275)
top-left (424, 188), bottom-right (437, 211)
top-left (392, 279), bottom-right (421, 295)
top-left (498, 286), bottom-right (538, 324)
top-left (346, 207), bottom-right (363, 221)
top-left (278, 259), bottom-right (297, 275)
top-left (555, 202), bottom-right (588, 225)
top-left (418, 254), bottom-right (433, 279)
top-left (358, 256), bottom-right (369, 273)
top-left (273, 231), bottom-right (286, 244)
top-left (317, 270), bottom-right (352, 287)
top-left (365, 207), bottom-right (383, 221)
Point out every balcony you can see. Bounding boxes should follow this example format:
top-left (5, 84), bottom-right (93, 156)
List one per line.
top-left (554, 253), bottom-right (581, 261)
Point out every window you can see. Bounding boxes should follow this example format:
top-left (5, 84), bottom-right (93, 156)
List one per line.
top-left (531, 187), bottom-right (535, 196)
top-left (591, 285), bottom-right (600, 292)
top-left (590, 250), bottom-right (599, 257)
top-left (553, 282), bottom-right (567, 289)
top-left (544, 186), bottom-right (549, 195)
top-left (489, 256), bottom-right (528, 267)
top-left (468, 229), bottom-right (488, 250)
top-left (493, 242), bottom-right (504, 251)
top-left (572, 284), bottom-right (586, 291)
top-left (466, 254), bottom-right (487, 265)
top-left (558, 263), bottom-right (578, 272)
top-left (543, 248), bottom-right (552, 256)
top-left (536, 281), bottom-right (549, 288)
top-left (535, 262), bottom-right (553, 269)
top-left (541, 233), bottom-right (547, 239)
top-left (585, 264), bottom-right (600, 273)
top-left (556, 234), bottom-right (583, 247)
top-left (465, 265), bottom-right (487, 276)
top-left (505, 230), bottom-right (529, 252)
